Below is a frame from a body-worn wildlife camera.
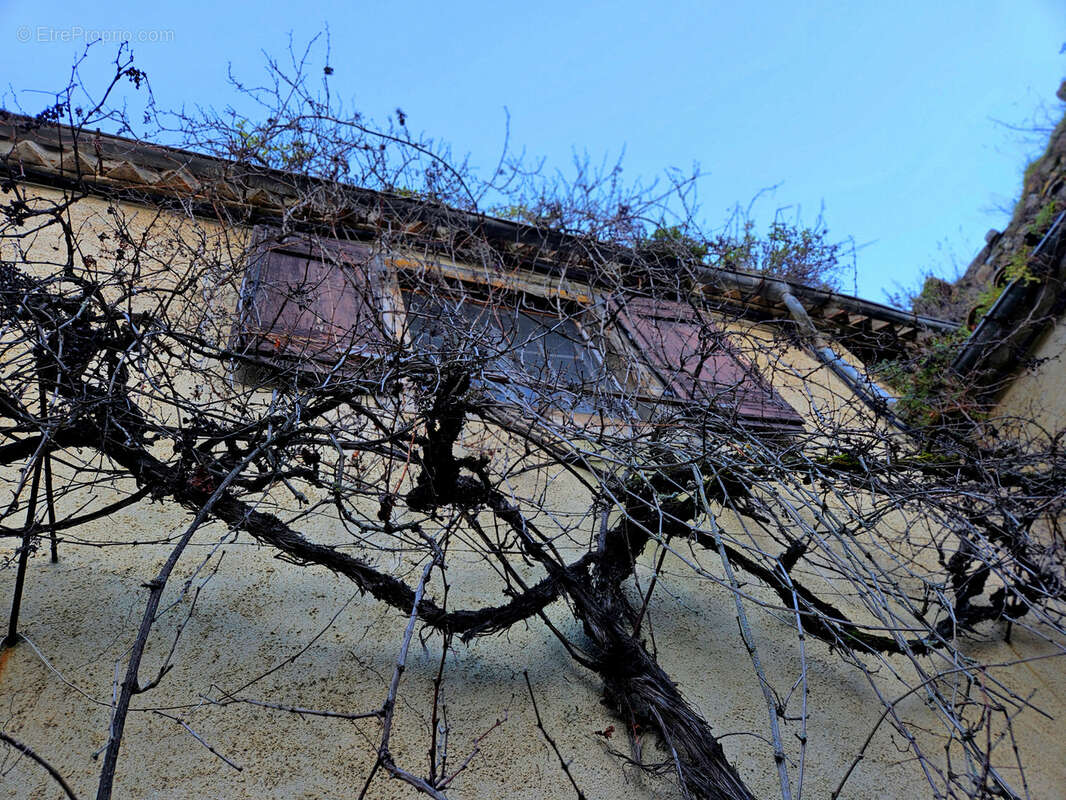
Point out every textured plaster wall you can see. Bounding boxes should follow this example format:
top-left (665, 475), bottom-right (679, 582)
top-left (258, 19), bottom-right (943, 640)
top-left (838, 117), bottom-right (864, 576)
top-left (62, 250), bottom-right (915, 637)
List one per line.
top-left (993, 316), bottom-right (1066, 438)
top-left (2, 188), bottom-right (1065, 799)
top-left (5, 493), bottom-right (1066, 800)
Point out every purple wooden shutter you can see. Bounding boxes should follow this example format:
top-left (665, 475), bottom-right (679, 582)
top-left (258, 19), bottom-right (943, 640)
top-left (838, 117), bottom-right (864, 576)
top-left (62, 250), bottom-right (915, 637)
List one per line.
top-left (239, 232), bottom-right (389, 363)
top-left (618, 296), bottom-right (802, 427)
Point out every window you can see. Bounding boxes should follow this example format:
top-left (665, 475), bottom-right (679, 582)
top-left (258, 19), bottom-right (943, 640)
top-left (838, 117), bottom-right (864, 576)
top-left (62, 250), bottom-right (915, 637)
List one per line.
top-left (400, 280), bottom-right (612, 415)
top-left (615, 296), bottom-right (803, 429)
top-left (234, 230), bottom-right (800, 430)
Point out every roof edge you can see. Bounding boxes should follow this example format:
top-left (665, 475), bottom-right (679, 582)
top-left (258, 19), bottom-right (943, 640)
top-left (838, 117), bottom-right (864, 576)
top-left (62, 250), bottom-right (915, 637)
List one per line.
top-left (0, 112), bottom-right (959, 340)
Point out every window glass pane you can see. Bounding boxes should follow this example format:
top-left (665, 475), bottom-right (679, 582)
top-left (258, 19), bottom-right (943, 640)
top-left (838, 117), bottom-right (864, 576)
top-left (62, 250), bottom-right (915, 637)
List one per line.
top-left (401, 287), bottom-right (604, 413)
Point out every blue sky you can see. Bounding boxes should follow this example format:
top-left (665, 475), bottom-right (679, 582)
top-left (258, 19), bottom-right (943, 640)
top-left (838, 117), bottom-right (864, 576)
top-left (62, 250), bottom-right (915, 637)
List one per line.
top-left (1, 1), bottom-right (1063, 305)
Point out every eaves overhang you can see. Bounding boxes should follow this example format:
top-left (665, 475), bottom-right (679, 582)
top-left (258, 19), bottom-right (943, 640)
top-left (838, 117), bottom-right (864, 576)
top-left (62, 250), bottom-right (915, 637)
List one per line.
top-left (0, 113), bottom-right (960, 359)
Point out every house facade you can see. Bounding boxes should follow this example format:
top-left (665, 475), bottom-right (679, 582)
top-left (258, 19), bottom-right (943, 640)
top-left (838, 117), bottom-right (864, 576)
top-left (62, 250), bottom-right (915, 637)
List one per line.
top-left (1, 116), bottom-right (1064, 800)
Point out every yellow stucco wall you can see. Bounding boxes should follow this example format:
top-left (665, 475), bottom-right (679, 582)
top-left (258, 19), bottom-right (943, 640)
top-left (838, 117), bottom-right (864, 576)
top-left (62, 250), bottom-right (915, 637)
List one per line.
top-left (1, 186), bottom-right (1065, 800)
top-left (993, 315), bottom-right (1066, 439)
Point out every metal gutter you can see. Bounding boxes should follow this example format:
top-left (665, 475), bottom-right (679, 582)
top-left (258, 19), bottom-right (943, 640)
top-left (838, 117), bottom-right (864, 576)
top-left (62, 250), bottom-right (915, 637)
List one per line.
top-left (777, 290), bottom-right (898, 410)
top-left (694, 269), bottom-right (903, 419)
top-left (951, 210), bottom-right (1066, 381)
